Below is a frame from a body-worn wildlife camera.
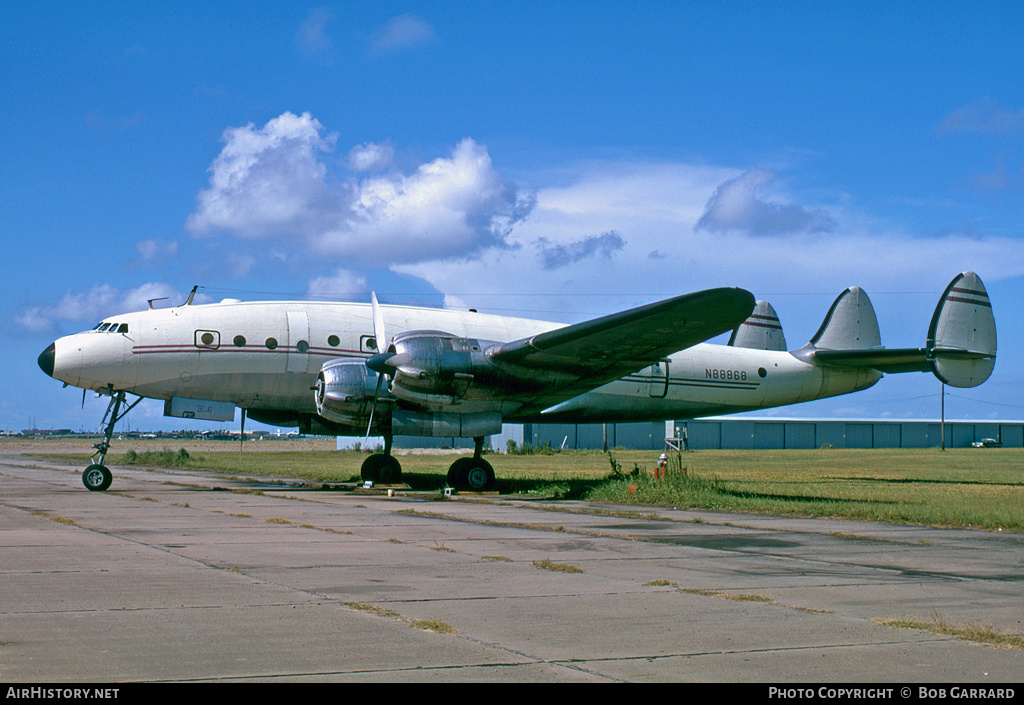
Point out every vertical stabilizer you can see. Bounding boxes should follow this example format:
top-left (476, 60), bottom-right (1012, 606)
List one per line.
top-left (728, 300), bottom-right (787, 351)
top-left (809, 286), bottom-right (881, 351)
top-left (927, 271), bottom-right (996, 387)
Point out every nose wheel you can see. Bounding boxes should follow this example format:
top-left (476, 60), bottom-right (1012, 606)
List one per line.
top-left (82, 389), bottom-right (142, 492)
top-left (83, 464), bottom-right (113, 492)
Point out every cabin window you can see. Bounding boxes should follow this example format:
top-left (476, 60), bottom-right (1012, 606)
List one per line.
top-left (296, 340), bottom-right (309, 353)
top-left (327, 334), bottom-right (340, 347)
top-left (195, 330), bottom-right (220, 349)
top-left (360, 335), bottom-right (378, 353)
top-left (233, 335), bottom-right (246, 348)
top-left (265, 337), bottom-right (278, 350)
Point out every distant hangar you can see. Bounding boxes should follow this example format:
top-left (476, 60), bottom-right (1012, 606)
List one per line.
top-left (383, 418), bottom-right (1023, 452)
top-left (515, 418), bottom-right (1024, 451)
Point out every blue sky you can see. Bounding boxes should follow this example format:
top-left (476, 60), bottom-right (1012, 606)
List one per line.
top-left (5, 1), bottom-right (1024, 432)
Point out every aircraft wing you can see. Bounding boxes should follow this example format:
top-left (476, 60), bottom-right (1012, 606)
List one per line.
top-left (489, 287), bottom-right (755, 407)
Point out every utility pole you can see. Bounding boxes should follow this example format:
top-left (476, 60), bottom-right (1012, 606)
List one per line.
top-left (940, 383), bottom-right (946, 451)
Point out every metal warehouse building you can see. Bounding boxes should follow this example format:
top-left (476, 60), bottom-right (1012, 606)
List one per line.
top-left (514, 418), bottom-right (1024, 451)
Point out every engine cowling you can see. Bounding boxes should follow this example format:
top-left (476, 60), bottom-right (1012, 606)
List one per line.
top-left (315, 358), bottom-right (386, 427)
top-left (386, 331), bottom-right (482, 407)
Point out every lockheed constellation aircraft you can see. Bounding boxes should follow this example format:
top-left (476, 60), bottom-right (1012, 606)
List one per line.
top-left (38, 272), bottom-right (995, 492)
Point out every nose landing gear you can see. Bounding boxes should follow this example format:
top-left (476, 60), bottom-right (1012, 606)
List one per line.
top-left (83, 389), bottom-right (142, 492)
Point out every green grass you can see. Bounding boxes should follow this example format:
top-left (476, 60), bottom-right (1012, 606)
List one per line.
top-left (35, 442), bottom-right (1024, 532)
top-left (587, 448), bottom-right (1024, 531)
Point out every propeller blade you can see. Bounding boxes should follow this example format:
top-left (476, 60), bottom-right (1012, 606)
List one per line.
top-left (371, 292), bottom-right (386, 355)
top-left (365, 292), bottom-right (392, 440)
top-left (366, 292), bottom-right (397, 372)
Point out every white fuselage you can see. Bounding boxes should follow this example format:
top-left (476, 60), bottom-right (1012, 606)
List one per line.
top-left (45, 299), bottom-right (882, 430)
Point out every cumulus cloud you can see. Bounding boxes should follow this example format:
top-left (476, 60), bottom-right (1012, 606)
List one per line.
top-left (187, 111), bottom-right (335, 239)
top-left (347, 142), bottom-right (395, 171)
top-left (186, 113), bottom-right (533, 267)
top-left (696, 168), bottom-right (834, 235)
top-left (318, 138), bottom-right (535, 262)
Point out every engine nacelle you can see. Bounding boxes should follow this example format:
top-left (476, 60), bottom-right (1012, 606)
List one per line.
top-left (315, 358), bottom-right (387, 427)
top-left (387, 331), bottom-right (484, 407)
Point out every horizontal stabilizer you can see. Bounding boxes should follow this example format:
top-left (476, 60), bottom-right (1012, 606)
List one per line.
top-left (729, 300), bottom-right (786, 351)
top-left (927, 271), bottom-right (996, 387)
top-left (812, 347), bottom-right (929, 374)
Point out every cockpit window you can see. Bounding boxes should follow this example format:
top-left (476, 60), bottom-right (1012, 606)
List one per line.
top-left (91, 322), bottom-right (129, 333)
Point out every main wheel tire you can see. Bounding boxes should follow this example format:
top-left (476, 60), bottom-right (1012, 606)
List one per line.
top-left (360, 454), bottom-right (402, 484)
top-left (83, 464), bottom-right (112, 492)
top-left (447, 458), bottom-right (495, 491)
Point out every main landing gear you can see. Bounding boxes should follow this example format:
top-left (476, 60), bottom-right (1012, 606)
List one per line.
top-left (446, 436), bottom-right (495, 492)
top-left (360, 435), bottom-right (496, 492)
top-left (360, 434), bottom-right (402, 484)
top-left (83, 389), bottom-right (142, 492)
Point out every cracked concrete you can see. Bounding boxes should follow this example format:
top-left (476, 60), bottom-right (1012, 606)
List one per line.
top-left (1, 450), bottom-right (1022, 683)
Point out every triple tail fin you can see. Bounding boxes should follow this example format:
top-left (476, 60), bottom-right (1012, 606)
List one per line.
top-left (808, 286), bottom-right (880, 351)
top-left (808, 272), bottom-right (996, 388)
top-left (927, 271), bottom-right (996, 387)
top-left (728, 300), bottom-right (787, 351)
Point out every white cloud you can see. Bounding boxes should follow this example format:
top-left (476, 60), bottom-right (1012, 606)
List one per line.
top-left (347, 142), bottom-right (394, 171)
top-left (187, 111), bottom-right (336, 239)
top-left (307, 269), bottom-right (369, 299)
top-left (187, 113), bottom-right (533, 267)
top-left (316, 138), bottom-right (533, 262)
top-left (696, 168), bottom-right (834, 235)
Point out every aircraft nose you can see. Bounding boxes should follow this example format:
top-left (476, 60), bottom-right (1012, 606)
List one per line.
top-left (38, 342), bottom-right (55, 378)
